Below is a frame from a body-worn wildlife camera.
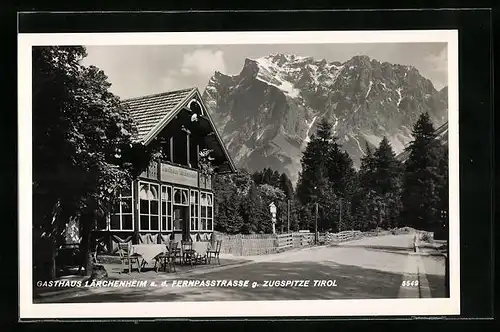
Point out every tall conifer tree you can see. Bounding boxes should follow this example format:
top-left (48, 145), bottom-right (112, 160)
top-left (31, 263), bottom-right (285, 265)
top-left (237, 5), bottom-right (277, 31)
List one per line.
top-left (401, 112), bottom-right (442, 230)
top-left (279, 173), bottom-right (294, 200)
top-left (372, 137), bottom-right (403, 229)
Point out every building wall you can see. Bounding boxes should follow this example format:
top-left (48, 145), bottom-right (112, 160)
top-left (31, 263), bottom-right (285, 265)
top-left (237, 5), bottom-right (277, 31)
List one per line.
top-left (93, 161), bottom-right (215, 254)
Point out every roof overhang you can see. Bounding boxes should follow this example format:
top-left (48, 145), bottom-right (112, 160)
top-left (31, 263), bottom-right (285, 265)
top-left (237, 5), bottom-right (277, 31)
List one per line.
top-left (140, 88), bottom-right (236, 173)
top-left (142, 88), bottom-right (198, 146)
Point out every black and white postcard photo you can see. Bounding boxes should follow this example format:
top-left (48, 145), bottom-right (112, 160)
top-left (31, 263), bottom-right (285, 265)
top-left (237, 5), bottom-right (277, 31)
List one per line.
top-left (18, 30), bottom-right (459, 318)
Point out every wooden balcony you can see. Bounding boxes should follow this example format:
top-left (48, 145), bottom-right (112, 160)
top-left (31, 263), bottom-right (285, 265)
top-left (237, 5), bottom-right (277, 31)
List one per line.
top-left (139, 161), bottom-right (212, 190)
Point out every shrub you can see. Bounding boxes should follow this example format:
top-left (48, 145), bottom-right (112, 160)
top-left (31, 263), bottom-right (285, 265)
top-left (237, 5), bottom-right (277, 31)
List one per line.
top-left (420, 232), bottom-right (431, 242)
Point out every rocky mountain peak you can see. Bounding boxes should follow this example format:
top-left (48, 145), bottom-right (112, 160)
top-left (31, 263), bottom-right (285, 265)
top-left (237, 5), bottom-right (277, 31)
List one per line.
top-left (203, 54), bottom-right (448, 184)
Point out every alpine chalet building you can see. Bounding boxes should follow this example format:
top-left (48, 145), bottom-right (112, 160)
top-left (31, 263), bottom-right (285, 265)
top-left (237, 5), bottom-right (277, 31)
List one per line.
top-left (92, 87), bottom-right (236, 252)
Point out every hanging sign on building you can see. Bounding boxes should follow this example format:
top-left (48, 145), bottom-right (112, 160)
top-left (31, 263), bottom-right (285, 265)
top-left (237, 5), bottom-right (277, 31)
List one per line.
top-left (160, 163), bottom-right (199, 187)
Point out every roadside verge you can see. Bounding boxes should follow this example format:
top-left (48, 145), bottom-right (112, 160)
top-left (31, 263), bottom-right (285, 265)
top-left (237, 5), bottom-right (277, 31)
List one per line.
top-left (413, 233), bottom-right (433, 298)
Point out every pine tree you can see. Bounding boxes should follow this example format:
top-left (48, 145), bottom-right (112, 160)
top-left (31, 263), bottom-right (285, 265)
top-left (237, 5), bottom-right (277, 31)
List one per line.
top-left (324, 139), bottom-right (356, 231)
top-left (352, 142), bottom-right (378, 231)
top-left (371, 137), bottom-right (404, 229)
top-left (358, 142), bottom-right (375, 189)
top-left (435, 143), bottom-right (449, 239)
top-left (213, 174), bottom-right (244, 234)
top-left (241, 182), bottom-right (262, 234)
top-left (326, 143), bottom-right (356, 198)
top-left (299, 203), bottom-right (314, 231)
top-left (401, 112), bottom-right (442, 231)
top-left (316, 177), bottom-right (338, 232)
top-left (279, 173), bottom-right (294, 200)
top-left (297, 117), bottom-right (357, 233)
top-left (372, 137), bottom-right (403, 195)
top-left (252, 170), bottom-right (263, 185)
top-left (296, 138), bottom-right (326, 205)
top-left (297, 118), bottom-right (332, 205)
top-left (289, 199), bottom-right (300, 232)
top-left (262, 168), bottom-right (273, 186)
top-left (271, 170), bottom-right (281, 187)
top-left (316, 117), bottom-right (335, 142)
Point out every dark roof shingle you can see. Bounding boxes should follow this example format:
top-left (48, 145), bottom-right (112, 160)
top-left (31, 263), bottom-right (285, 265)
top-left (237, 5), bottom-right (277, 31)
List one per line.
top-left (122, 88), bottom-right (195, 141)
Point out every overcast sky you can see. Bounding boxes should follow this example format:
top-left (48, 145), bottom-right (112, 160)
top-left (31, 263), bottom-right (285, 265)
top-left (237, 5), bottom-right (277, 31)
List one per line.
top-left (82, 43), bottom-right (447, 100)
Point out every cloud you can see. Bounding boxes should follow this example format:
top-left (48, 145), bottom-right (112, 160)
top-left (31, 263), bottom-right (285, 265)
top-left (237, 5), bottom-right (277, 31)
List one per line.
top-left (159, 49), bottom-right (226, 92)
top-left (160, 76), bottom-right (178, 91)
top-left (424, 47), bottom-right (448, 89)
top-left (425, 47), bottom-right (447, 74)
top-left (181, 49), bottom-right (226, 76)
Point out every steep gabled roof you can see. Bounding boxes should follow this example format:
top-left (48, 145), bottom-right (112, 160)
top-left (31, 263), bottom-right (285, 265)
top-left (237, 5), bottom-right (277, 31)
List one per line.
top-left (121, 87), bottom-right (236, 173)
top-left (122, 88), bottom-right (196, 142)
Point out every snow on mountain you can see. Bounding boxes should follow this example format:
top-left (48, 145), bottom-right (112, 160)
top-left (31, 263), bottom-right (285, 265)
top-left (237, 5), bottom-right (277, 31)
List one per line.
top-left (203, 53), bottom-right (448, 184)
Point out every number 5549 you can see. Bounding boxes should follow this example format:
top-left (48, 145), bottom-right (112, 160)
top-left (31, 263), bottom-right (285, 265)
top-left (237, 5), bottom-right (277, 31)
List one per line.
top-left (401, 280), bottom-right (419, 287)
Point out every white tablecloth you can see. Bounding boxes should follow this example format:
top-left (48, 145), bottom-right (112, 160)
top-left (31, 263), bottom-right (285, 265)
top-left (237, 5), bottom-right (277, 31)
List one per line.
top-left (132, 244), bottom-right (165, 263)
top-left (192, 242), bottom-right (210, 254)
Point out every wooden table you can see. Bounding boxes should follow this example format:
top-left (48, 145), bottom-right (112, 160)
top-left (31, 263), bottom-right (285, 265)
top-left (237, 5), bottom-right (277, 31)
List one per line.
top-left (192, 242), bottom-right (210, 264)
top-left (131, 244), bottom-right (165, 269)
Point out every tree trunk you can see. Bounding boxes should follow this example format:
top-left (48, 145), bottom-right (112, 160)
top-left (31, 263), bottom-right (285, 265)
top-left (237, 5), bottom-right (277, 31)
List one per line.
top-left (49, 199), bottom-right (61, 280)
top-left (80, 214), bottom-right (94, 276)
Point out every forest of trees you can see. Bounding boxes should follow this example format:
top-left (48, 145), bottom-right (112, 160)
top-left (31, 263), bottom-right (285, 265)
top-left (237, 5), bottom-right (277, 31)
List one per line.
top-left (213, 115), bottom-right (449, 237)
top-left (214, 167), bottom-right (299, 234)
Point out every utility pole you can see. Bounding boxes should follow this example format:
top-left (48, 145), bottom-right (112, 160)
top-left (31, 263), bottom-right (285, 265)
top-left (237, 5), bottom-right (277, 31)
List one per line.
top-left (314, 202), bottom-right (319, 245)
top-left (338, 198), bottom-right (342, 232)
top-left (378, 202), bottom-right (382, 228)
top-left (287, 199), bottom-right (290, 233)
top-left (281, 206), bottom-right (284, 234)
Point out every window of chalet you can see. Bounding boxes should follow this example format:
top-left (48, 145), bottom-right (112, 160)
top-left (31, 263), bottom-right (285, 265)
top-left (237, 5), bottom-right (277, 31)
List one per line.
top-left (200, 192), bottom-right (213, 231)
top-left (108, 183), bottom-right (134, 231)
top-left (139, 182), bottom-right (160, 232)
top-left (173, 187), bottom-right (189, 206)
top-left (161, 185), bottom-right (173, 231)
top-left (172, 187), bottom-right (188, 231)
top-left (190, 190), bottom-right (199, 231)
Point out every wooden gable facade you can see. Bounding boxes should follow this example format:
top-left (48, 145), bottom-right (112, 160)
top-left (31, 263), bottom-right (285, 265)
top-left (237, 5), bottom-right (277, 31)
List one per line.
top-left (93, 88), bottom-right (236, 252)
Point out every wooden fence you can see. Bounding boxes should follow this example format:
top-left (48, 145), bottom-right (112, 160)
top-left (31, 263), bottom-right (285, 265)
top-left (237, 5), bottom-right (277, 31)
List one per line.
top-left (326, 230), bottom-right (363, 243)
top-left (215, 233), bottom-right (277, 256)
top-left (214, 228), bottom-right (408, 256)
top-left (276, 233), bottom-right (293, 251)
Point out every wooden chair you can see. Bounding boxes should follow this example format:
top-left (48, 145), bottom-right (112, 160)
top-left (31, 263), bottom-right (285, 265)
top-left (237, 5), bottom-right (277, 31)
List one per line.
top-left (165, 244), bottom-right (177, 272)
top-left (154, 244), bottom-right (176, 273)
top-left (117, 242), bottom-right (142, 273)
top-left (169, 241), bottom-right (181, 265)
top-left (181, 240), bottom-right (195, 267)
top-left (207, 240), bottom-right (222, 265)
